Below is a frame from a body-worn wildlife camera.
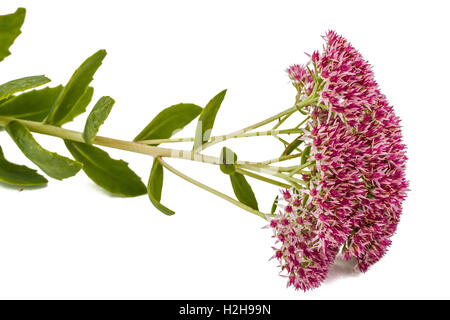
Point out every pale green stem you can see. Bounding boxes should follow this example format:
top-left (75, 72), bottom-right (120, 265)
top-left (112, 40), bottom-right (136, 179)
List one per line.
top-left (297, 160), bottom-right (315, 171)
top-left (1, 90), bottom-right (321, 216)
top-left (276, 134), bottom-right (304, 153)
top-left (261, 152), bottom-right (302, 165)
top-left (288, 161), bottom-right (315, 176)
top-left (288, 168), bottom-right (307, 177)
top-left (0, 89), bottom-right (321, 221)
top-left (235, 167), bottom-right (291, 189)
top-left (197, 106), bottom-right (297, 151)
top-left (274, 135), bottom-right (290, 146)
top-left (278, 166), bottom-right (298, 172)
top-left (0, 116), bottom-right (303, 183)
top-left (197, 96), bottom-right (317, 152)
top-left (139, 136), bottom-right (193, 144)
top-left (272, 114), bottom-right (290, 130)
top-left (295, 115), bottom-right (311, 129)
top-left (157, 157), bottom-right (268, 220)
top-left (237, 163), bottom-right (307, 187)
top-left (232, 106), bottom-right (298, 134)
top-left (0, 116), bottom-right (222, 165)
top-left (137, 128), bottom-right (303, 145)
top-left (278, 160), bottom-right (315, 173)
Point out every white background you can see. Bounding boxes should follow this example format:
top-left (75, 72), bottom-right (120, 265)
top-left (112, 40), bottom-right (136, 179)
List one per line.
top-left (0, 0), bottom-right (448, 299)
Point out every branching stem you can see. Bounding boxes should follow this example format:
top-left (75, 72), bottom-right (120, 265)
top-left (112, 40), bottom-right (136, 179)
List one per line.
top-left (0, 91), bottom-right (317, 220)
top-left (137, 128), bottom-right (303, 145)
top-left (158, 157), bottom-right (268, 220)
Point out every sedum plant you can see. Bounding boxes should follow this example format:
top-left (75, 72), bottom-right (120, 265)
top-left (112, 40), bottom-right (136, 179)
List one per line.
top-left (0, 8), bottom-right (408, 291)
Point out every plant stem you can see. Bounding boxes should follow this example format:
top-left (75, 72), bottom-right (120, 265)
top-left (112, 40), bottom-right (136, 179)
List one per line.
top-left (237, 163), bottom-right (307, 187)
top-left (157, 157), bottom-right (268, 220)
top-left (261, 152), bottom-right (302, 165)
top-left (272, 114), bottom-right (290, 130)
top-left (0, 116), bottom-right (303, 183)
top-left (235, 167), bottom-right (290, 189)
top-left (234, 106), bottom-right (298, 134)
top-left (0, 116), bottom-right (222, 165)
top-left (273, 135), bottom-right (290, 147)
top-left (278, 160), bottom-right (315, 172)
top-left (287, 160), bottom-right (315, 176)
top-left (297, 160), bottom-right (315, 171)
top-left (137, 128), bottom-right (303, 145)
top-left (197, 105), bottom-right (298, 151)
top-left (197, 96), bottom-right (316, 151)
top-left (295, 115), bottom-right (310, 129)
top-left (0, 90), bottom-right (320, 220)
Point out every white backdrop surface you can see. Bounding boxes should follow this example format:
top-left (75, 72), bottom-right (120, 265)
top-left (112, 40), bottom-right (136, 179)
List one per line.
top-left (0, 0), bottom-right (448, 299)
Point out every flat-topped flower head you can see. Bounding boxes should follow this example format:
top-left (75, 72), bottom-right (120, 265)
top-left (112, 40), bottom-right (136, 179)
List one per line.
top-left (279, 30), bottom-right (408, 281)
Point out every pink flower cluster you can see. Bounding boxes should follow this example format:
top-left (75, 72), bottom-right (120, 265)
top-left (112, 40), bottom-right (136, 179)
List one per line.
top-left (270, 31), bottom-right (408, 290)
top-left (270, 189), bottom-right (339, 291)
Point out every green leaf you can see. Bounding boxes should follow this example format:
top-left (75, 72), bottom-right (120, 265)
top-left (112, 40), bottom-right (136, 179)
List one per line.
top-left (0, 8), bottom-right (26, 63)
top-left (218, 146), bottom-right (258, 210)
top-left (83, 96), bottom-right (115, 144)
top-left (271, 195), bottom-right (279, 214)
top-left (0, 75), bottom-right (51, 100)
top-left (193, 89), bottom-right (227, 150)
top-left (0, 98), bottom-right (10, 107)
top-left (57, 86), bottom-right (94, 126)
top-left (147, 158), bottom-right (175, 215)
top-left (134, 103), bottom-right (202, 144)
top-left (45, 50), bottom-right (106, 126)
top-left (6, 121), bottom-right (82, 180)
top-left (0, 144), bottom-right (47, 186)
top-left (282, 138), bottom-right (303, 156)
top-left (229, 172), bottom-right (259, 210)
top-left (0, 86), bottom-right (63, 121)
top-left (64, 140), bottom-right (147, 197)
top-left (301, 145), bottom-right (312, 165)
top-left (219, 146), bottom-right (237, 175)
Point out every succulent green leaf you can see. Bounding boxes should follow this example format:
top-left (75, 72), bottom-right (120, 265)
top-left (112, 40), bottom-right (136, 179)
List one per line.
top-left (0, 7), bottom-right (26, 62)
top-left (147, 158), bottom-right (175, 215)
top-left (218, 146), bottom-right (258, 209)
top-left (45, 50), bottom-right (106, 126)
top-left (301, 145), bottom-right (312, 165)
top-left (229, 172), bottom-right (259, 211)
top-left (0, 86), bottom-right (63, 121)
top-left (134, 103), bottom-right (202, 144)
top-left (0, 97), bottom-right (10, 107)
top-left (282, 138), bottom-right (303, 156)
top-left (193, 89), bottom-right (227, 150)
top-left (271, 195), bottom-right (279, 214)
top-left (64, 140), bottom-right (147, 197)
top-left (0, 75), bottom-right (51, 100)
top-left (83, 96), bottom-right (115, 144)
top-left (0, 144), bottom-right (48, 186)
top-left (6, 121), bottom-right (82, 180)
top-left (57, 86), bottom-right (94, 126)
top-left (219, 146), bottom-right (237, 175)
